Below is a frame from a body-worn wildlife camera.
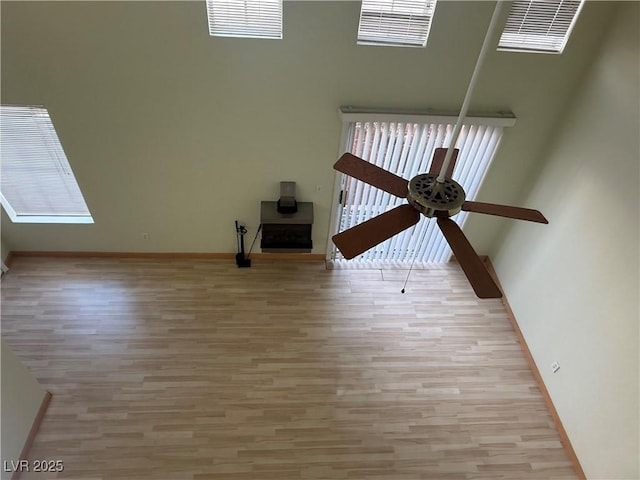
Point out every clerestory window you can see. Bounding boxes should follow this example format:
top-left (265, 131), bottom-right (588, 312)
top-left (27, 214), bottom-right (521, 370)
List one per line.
top-left (357, 0), bottom-right (438, 47)
top-left (206, 0), bottom-right (283, 40)
top-left (498, 0), bottom-right (586, 54)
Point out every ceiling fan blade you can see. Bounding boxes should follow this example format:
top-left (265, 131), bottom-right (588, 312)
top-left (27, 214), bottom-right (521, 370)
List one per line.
top-left (334, 153), bottom-right (409, 198)
top-left (436, 217), bottom-right (502, 299)
top-left (333, 204), bottom-right (420, 259)
top-left (462, 201), bottom-right (548, 224)
top-left (428, 148), bottom-right (459, 178)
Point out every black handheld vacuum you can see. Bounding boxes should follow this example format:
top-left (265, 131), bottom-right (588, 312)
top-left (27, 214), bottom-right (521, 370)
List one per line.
top-left (235, 221), bottom-right (251, 268)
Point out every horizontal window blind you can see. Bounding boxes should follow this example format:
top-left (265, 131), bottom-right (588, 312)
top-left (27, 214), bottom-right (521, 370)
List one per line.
top-left (0, 105), bottom-right (93, 223)
top-left (358, 0), bottom-right (437, 47)
top-left (498, 0), bottom-right (585, 53)
top-left (333, 120), bottom-right (504, 264)
top-left (206, 0), bottom-right (282, 39)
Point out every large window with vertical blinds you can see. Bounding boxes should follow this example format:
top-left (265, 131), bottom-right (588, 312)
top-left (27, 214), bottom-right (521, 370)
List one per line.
top-left (328, 110), bottom-right (515, 265)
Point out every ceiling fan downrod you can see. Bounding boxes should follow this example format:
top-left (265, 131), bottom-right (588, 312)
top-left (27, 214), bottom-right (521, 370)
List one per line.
top-left (437, 1), bottom-right (506, 184)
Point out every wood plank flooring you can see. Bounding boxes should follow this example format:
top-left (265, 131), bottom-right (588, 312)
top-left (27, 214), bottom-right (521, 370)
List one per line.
top-left (1, 257), bottom-right (578, 480)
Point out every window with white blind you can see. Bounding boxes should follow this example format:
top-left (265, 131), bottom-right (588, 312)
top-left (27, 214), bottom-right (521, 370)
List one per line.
top-left (0, 105), bottom-right (93, 224)
top-left (498, 0), bottom-right (585, 53)
top-left (328, 111), bottom-right (515, 265)
top-left (357, 0), bottom-right (437, 47)
top-left (206, 0), bottom-right (282, 39)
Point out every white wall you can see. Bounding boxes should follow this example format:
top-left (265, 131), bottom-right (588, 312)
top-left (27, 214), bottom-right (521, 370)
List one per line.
top-left (0, 1), bottom-right (617, 254)
top-left (1, 340), bottom-right (48, 480)
top-left (492, 3), bottom-right (639, 478)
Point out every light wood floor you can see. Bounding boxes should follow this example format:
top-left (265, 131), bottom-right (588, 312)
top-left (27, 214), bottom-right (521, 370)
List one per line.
top-left (1, 257), bottom-right (577, 480)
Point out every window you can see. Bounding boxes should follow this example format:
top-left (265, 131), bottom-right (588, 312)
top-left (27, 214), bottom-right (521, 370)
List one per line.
top-left (328, 110), bottom-right (515, 265)
top-left (206, 0), bottom-right (282, 39)
top-left (498, 0), bottom-right (585, 53)
top-left (0, 105), bottom-right (93, 224)
top-left (357, 0), bottom-right (437, 47)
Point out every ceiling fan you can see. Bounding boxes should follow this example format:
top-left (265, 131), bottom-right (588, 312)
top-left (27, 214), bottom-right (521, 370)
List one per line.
top-left (331, 148), bottom-right (547, 299)
top-left (331, 2), bottom-right (548, 299)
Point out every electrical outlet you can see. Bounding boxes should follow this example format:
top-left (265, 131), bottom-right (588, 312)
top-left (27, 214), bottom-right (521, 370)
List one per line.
top-left (142, 233), bottom-right (150, 240)
top-left (551, 361), bottom-right (560, 373)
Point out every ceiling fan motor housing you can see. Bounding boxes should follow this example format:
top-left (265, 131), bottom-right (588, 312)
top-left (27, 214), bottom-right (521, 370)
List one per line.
top-left (407, 174), bottom-right (466, 218)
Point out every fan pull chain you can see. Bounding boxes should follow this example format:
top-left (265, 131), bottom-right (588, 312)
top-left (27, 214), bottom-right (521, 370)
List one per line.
top-left (437, 0), bottom-right (506, 183)
top-left (401, 225), bottom-right (431, 294)
top-left (400, 263), bottom-right (414, 294)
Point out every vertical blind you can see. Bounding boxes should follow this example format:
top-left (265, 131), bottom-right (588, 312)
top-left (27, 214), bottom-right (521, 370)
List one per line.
top-left (333, 119), bottom-right (505, 264)
top-left (0, 105), bottom-right (93, 223)
top-left (206, 0), bottom-right (282, 39)
top-left (357, 0), bottom-right (438, 47)
top-left (498, 0), bottom-right (585, 53)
